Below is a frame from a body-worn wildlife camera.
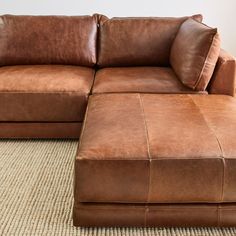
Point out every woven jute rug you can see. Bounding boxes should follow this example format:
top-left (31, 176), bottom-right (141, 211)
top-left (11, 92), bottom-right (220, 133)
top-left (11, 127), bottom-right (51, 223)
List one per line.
top-left (1, 140), bottom-right (236, 236)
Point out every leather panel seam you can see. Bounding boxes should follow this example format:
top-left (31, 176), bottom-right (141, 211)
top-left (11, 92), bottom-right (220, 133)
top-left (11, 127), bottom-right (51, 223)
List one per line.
top-left (144, 205), bottom-right (148, 227)
top-left (78, 199), bottom-right (228, 204)
top-left (138, 94), bottom-right (152, 203)
top-left (77, 157), bottom-right (224, 161)
top-left (74, 205), bottom-right (232, 210)
top-left (217, 204), bottom-right (220, 227)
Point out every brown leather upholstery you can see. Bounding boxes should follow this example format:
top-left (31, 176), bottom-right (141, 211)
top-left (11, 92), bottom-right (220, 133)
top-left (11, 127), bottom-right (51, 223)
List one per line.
top-left (208, 49), bottom-right (236, 96)
top-left (0, 14), bottom-right (235, 227)
top-left (93, 67), bottom-right (207, 94)
top-left (74, 202), bottom-right (236, 227)
top-left (98, 15), bottom-right (202, 67)
top-left (170, 18), bottom-right (221, 91)
top-left (75, 94), bottom-right (236, 203)
top-left (0, 122), bottom-right (82, 138)
top-left (0, 15), bottom-right (97, 67)
top-left (0, 65), bottom-right (94, 121)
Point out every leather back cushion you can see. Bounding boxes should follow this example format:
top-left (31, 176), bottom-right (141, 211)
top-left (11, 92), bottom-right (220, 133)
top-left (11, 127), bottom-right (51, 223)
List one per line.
top-left (170, 18), bottom-right (221, 91)
top-left (0, 15), bottom-right (97, 67)
top-left (98, 15), bottom-right (202, 67)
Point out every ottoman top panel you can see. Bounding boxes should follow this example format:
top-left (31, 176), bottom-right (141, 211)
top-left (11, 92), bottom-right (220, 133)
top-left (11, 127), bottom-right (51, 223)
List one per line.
top-left (78, 94), bottom-right (236, 160)
top-left (75, 94), bottom-right (236, 204)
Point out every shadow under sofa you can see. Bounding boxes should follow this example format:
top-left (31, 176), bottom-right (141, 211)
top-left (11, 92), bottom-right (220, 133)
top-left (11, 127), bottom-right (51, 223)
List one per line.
top-left (0, 13), bottom-right (236, 227)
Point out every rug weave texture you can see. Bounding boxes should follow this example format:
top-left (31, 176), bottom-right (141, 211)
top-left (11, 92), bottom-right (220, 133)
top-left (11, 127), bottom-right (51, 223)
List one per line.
top-left (0, 139), bottom-right (236, 236)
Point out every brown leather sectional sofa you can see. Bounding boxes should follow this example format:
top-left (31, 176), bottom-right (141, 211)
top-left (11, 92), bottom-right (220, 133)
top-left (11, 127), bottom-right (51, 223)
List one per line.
top-left (1, 14), bottom-right (236, 227)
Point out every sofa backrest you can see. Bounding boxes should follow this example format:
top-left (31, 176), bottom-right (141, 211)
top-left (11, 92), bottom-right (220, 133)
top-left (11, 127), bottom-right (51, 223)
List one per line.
top-left (97, 15), bottom-right (202, 67)
top-left (0, 15), bottom-right (97, 67)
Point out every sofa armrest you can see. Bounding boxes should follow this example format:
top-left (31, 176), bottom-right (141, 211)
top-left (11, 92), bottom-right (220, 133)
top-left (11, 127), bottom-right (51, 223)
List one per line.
top-left (208, 49), bottom-right (236, 96)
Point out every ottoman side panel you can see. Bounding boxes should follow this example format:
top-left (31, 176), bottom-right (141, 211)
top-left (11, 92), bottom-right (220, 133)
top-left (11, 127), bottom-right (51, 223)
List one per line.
top-left (75, 159), bottom-right (149, 203)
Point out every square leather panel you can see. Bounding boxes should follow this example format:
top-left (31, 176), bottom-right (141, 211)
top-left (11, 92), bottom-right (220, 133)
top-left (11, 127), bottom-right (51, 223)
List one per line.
top-left (75, 94), bottom-right (236, 203)
top-left (0, 65), bottom-right (95, 121)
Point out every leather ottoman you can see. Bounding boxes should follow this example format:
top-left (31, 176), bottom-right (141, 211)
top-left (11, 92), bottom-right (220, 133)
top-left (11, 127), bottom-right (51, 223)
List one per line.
top-left (74, 93), bottom-right (236, 227)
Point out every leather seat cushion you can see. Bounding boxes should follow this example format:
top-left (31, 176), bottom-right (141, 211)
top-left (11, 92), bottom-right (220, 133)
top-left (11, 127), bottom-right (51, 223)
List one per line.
top-left (0, 65), bottom-right (95, 121)
top-left (93, 67), bottom-right (207, 94)
top-left (75, 94), bottom-right (236, 203)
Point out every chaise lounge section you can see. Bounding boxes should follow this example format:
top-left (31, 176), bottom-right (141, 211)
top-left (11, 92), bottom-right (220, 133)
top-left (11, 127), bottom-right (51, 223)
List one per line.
top-left (73, 14), bottom-right (236, 227)
top-left (73, 94), bottom-right (236, 227)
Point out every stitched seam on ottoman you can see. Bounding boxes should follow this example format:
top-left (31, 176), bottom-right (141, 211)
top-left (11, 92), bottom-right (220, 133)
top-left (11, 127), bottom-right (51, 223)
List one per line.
top-left (138, 94), bottom-right (152, 204)
top-left (77, 156), bottom-right (224, 161)
top-left (217, 204), bottom-right (221, 227)
top-left (189, 95), bottom-right (225, 203)
top-left (144, 205), bottom-right (149, 227)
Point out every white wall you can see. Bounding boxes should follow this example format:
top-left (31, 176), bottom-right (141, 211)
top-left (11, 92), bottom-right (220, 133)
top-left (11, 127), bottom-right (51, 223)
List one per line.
top-left (0, 0), bottom-right (235, 56)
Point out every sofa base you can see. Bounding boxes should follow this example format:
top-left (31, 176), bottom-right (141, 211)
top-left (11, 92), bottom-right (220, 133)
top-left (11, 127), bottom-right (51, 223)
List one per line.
top-left (73, 202), bottom-right (236, 227)
top-left (0, 122), bottom-right (82, 138)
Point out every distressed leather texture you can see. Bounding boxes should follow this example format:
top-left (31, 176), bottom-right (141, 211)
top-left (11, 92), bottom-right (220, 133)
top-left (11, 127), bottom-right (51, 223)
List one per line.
top-left (0, 15), bottom-right (97, 66)
top-left (0, 14), bottom-right (236, 227)
top-left (75, 94), bottom-right (236, 203)
top-left (170, 18), bottom-right (221, 91)
top-left (209, 49), bottom-right (236, 96)
top-left (74, 202), bottom-right (236, 227)
top-left (0, 65), bottom-right (94, 121)
top-left (93, 67), bottom-right (207, 94)
top-left (98, 15), bottom-right (202, 67)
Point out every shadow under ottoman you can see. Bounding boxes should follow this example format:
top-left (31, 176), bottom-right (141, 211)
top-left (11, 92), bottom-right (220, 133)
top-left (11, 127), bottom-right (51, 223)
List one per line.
top-left (73, 93), bottom-right (236, 227)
